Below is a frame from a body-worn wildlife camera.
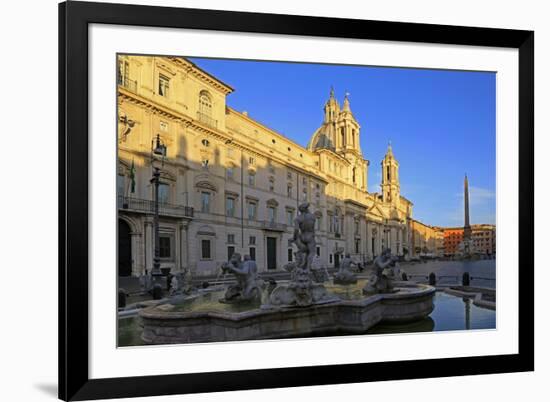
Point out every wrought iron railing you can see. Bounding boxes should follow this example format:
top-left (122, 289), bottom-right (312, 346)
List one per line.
top-left (117, 76), bottom-right (138, 93)
top-left (118, 195), bottom-right (193, 218)
top-left (261, 221), bottom-right (287, 232)
top-left (197, 111), bottom-right (218, 128)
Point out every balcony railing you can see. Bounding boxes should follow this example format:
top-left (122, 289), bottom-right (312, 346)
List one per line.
top-left (197, 111), bottom-right (218, 129)
top-left (117, 77), bottom-right (138, 93)
top-left (118, 196), bottom-right (193, 218)
top-left (261, 221), bottom-right (287, 232)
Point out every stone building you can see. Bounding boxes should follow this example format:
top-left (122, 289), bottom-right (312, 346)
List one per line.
top-left (117, 55), bottom-right (414, 278)
top-left (472, 224), bottom-right (496, 256)
top-left (410, 220), bottom-right (444, 257)
top-left (443, 227), bottom-right (464, 256)
top-left (442, 224), bottom-right (495, 257)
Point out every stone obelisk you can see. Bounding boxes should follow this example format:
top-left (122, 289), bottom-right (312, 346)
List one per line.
top-left (463, 174), bottom-right (472, 253)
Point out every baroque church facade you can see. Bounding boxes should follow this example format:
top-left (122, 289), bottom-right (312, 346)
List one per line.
top-left (117, 55), bottom-right (413, 278)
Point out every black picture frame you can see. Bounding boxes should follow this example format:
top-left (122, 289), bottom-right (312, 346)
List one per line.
top-left (59, 1), bottom-right (534, 400)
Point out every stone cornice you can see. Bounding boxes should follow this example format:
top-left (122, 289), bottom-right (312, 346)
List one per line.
top-left (119, 87), bottom-right (328, 184)
top-left (168, 57), bottom-right (234, 95)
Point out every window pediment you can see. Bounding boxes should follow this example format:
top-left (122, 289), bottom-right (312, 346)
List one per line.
top-left (195, 180), bottom-right (217, 192)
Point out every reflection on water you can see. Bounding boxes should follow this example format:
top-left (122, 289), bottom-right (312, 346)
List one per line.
top-left (368, 292), bottom-right (495, 334)
top-left (118, 291), bottom-right (495, 346)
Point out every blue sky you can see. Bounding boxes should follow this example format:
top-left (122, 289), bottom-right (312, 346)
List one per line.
top-left (189, 57), bottom-right (496, 227)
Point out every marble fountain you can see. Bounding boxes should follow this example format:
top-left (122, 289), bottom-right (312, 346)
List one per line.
top-left (139, 203), bottom-right (436, 345)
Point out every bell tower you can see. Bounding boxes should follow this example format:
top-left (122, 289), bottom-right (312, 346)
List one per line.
top-left (324, 87), bottom-right (340, 123)
top-left (336, 92), bottom-right (361, 154)
top-left (381, 142), bottom-right (400, 204)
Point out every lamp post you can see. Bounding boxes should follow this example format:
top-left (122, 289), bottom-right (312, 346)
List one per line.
top-left (150, 134), bottom-right (167, 299)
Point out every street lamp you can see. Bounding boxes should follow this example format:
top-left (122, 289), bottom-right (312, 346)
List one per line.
top-left (150, 134), bottom-right (166, 299)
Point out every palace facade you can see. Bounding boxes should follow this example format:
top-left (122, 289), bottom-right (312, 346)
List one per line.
top-left (117, 55), bottom-right (415, 278)
top-left (410, 220), bottom-right (445, 257)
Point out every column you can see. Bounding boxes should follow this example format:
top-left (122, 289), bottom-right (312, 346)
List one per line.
top-left (390, 227), bottom-right (397, 254)
top-left (179, 221), bottom-right (189, 272)
top-left (144, 218), bottom-right (153, 273)
top-left (130, 231), bottom-right (141, 276)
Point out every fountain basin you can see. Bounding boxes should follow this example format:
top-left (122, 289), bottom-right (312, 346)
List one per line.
top-left (139, 283), bottom-right (435, 344)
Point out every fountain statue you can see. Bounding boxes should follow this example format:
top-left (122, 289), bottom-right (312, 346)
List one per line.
top-left (270, 203), bottom-right (336, 307)
top-left (311, 255), bottom-right (330, 283)
top-left (219, 253), bottom-right (262, 303)
top-left (363, 248), bottom-right (400, 294)
top-left (333, 253), bottom-right (358, 285)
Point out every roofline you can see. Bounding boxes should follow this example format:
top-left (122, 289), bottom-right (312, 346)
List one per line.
top-left (227, 107), bottom-right (312, 154)
top-left (170, 56), bottom-right (235, 94)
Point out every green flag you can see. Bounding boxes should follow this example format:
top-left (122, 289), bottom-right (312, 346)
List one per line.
top-left (129, 159), bottom-right (136, 193)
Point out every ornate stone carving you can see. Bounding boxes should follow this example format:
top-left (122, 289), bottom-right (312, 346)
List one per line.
top-left (333, 253), bottom-right (358, 285)
top-left (219, 253), bottom-right (262, 303)
top-left (363, 248), bottom-right (401, 294)
top-left (269, 203), bottom-right (337, 307)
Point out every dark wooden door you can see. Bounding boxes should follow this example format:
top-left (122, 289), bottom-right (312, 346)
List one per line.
top-left (267, 237), bottom-right (277, 270)
top-left (334, 253), bottom-right (340, 268)
top-left (118, 219), bottom-right (132, 277)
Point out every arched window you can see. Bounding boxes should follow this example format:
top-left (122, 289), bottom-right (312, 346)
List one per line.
top-left (199, 91), bottom-right (212, 116)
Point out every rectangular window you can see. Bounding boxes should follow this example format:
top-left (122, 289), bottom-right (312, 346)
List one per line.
top-left (158, 74), bottom-right (170, 97)
top-left (249, 236), bottom-right (256, 245)
top-left (226, 166), bottom-right (234, 180)
top-left (315, 216), bottom-right (321, 231)
top-left (329, 254), bottom-right (333, 263)
top-left (227, 246), bottom-right (235, 261)
top-left (160, 121), bottom-right (169, 132)
top-left (225, 197), bottom-right (235, 217)
top-left (159, 235), bottom-right (172, 259)
top-left (268, 206), bottom-right (276, 223)
top-left (249, 247), bottom-right (256, 261)
top-left (286, 210), bottom-right (294, 226)
top-left (117, 174), bottom-right (126, 197)
top-left (117, 60), bottom-right (130, 85)
top-left (158, 183), bottom-right (170, 204)
top-left (287, 184), bottom-right (293, 198)
top-left (355, 239), bottom-right (360, 254)
top-left (201, 239), bottom-right (211, 259)
top-left (227, 234), bottom-right (235, 244)
top-left (355, 220), bottom-right (360, 235)
top-left (316, 246), bottom-right (321, 257)
top-left (247, 201), bottom-right (257, 220)
top-left (288, 248), bottom-right (293, 262)
top-left (249, 157), bottom-right (255, 165)
top-left (201, 192), bottom-right (210, 213)
top-left (248, 172), bottom-right (256, 186)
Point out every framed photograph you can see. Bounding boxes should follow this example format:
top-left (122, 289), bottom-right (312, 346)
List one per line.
top-left (59, 1), bottom-right (534, 400)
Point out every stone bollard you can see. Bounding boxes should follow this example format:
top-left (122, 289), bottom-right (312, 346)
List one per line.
top-left (118, 288), bottom-right (126, 308)
top-left (152, 283), bottom-right (163, 300)
top-left (462, 272), bottom-right (471, 286)
top-left (428, 272), bottom-right (436, 286)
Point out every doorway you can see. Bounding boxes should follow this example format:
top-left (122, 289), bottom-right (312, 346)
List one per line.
top-left (118, 219), bottom-right (132, 276)
top-left (266, 237), bottom-right (277, 270)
